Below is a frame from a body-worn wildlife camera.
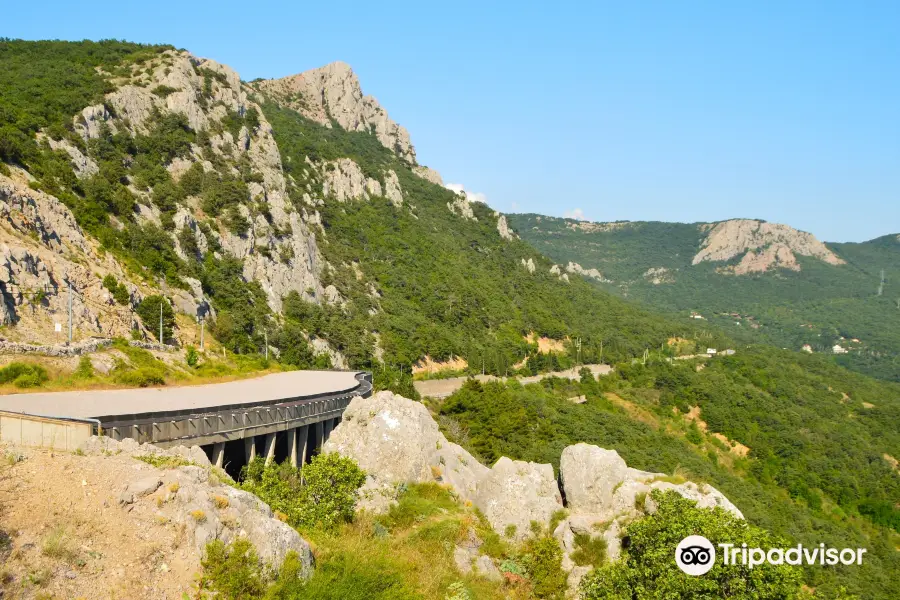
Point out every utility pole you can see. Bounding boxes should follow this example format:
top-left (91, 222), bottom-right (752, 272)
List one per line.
top-left (264, 329), bottom-right (268, 361)
top-left (67, 279), bottom-right (73, 344)
top-left (199, 316), bottom-right (205, 350)
top-left (159, 301), bottom-right (164, 344)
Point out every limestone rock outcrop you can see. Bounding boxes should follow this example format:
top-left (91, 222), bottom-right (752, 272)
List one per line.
top-left (559, 443), bottom-right (629, 515)
top-left (412, 165), bottom-right (443, 186)
top-left (565, 262), bottom-right (607, 282)
top-left (448, 195), bottom-right (477, 220)
top-left (693, 219), bottom-right (844, 274)
top-left (322, 391), bottom-right (487, 509)
top-left (258, 61), bottom-right (416, 163)
top-left (496, 214), bottom-right (516, 240)
top-left (473, 457), bottom-right (563, 541)
top-left (0, 173), bottom-right (146, 339)
top-left (78, 436), bottom-right (314, 574)
top-left (521, 257), bottom-right (536, 273)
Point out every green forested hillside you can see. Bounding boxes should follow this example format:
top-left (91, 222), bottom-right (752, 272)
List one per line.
top-left (258, 99), bottom-right (728, 376)
top-left (439, 348), bottom-right (900, 598)
top-left (509, 214), bottom-right (900, 381)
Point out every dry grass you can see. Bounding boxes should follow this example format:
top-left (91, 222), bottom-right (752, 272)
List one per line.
top-left (41, 526), bottom-right (78, 563)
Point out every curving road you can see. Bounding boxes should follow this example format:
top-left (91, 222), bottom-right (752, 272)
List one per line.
top-left (0, 370), bottom-right (364, 421)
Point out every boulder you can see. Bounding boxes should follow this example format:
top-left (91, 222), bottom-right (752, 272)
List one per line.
top-left (473, 457), bottom-right (562, 541)
top-left (323, 391), bottom-right (486, 506)
top-left (559, 443), bottom-right (628, 515)
top-left (118, 476), bottom-right (162, 505)
top-left (475, 555), bottom-right (502, 582)
top-left (645, 481), bottom-right (744, 519)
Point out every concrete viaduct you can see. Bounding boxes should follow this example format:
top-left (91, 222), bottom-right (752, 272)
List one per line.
top-left (0, 370), bottom-right (372, 476)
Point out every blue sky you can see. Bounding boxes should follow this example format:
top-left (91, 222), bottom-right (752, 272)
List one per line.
top-left (6, 1), bottom-right (899, 241)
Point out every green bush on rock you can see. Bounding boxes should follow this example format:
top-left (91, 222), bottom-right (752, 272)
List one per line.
top-left (580, 490), bottom-right (803, 600)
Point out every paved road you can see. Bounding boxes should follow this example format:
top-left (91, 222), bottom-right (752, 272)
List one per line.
top-left (414, 364), bottom-right (612, 399)
top-left (0, 370), bottom-right (362, 420)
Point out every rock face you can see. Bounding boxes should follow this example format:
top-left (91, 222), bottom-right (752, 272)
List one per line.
top-left (322, 391), bottom-right (488, 509)
top-left (79, 436), bottom-right (313, 574)
top-left (321, 158), bottom-right (404, 208)
top-left (559, 443), bottom-right (629, 515)
top-left (0, 173), bottom-right (145, 339)
top-left (448, 195), bottom-right (477, 220)
top-left (496, 214), bottom-right (516, 241)
top-left (258, 61), bottom-right (416, 163)
top-left (324, 394), bottom-right (747, 597)
top-left (473, 457), bottom-right (563, 541)
top-left (565, 262), bottom-right (607, 282)
top-left (693, 219), bottom-right (845, 274)
top-left (412, 165), bottom-right (443, 186)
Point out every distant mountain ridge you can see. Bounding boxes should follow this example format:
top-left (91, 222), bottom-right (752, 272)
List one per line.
top-left (510, 213), bottom-right (900, 381)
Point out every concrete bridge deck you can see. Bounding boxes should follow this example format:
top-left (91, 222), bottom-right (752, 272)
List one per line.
top-left (0, 370), bottom-right (372, 475)
top-left (0, 370), bottom-right (362, 420)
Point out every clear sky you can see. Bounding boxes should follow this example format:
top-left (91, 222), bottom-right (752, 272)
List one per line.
top-left (5, 1), bottom-right (899, 241)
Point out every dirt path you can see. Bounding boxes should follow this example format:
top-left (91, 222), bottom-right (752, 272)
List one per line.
top-left (0, 447), bottom-right (199, 599)
top-left (414, 364), bottom-right (612, 399)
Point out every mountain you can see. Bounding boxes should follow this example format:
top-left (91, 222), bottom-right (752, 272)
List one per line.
top-left (509, 214), bottom-right (900, 381)
top-left (0, 39), bottom-right (725, 385)
top-left (1, 39), bottom-right (898, 598)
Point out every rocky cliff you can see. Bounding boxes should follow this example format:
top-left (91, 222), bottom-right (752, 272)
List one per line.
top-left (257, 61), bottom-right (417, 164)
top-left (694, 219), bottom-right (845, 274)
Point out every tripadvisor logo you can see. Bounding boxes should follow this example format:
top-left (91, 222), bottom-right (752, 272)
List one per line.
top-left (675, 536), bottom-right (868, 576)
top-left (676, 535), bottom-right (716, 575)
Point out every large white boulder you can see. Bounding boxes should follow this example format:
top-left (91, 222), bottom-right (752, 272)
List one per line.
top-left (323, 391), bottom-right (487, 507)
top-left (473, 457), bottom-right (563, 541)
top-left (559, 443), bottom-right (629, 515)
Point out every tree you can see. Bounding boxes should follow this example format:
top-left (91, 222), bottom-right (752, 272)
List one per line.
top-left (580, 490), bottom-right (803, 600)
top-left (136, 295), bottom-right (175, 343)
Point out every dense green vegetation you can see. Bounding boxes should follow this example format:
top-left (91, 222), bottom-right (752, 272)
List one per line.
top-left (438, 352), bottom-right (900, 599)
top-left (240, 453), bottom-right (366, 531)
top-left (262, 101), bottom-right (728, 376)
top-left (207, 460), bottom-right (573, 600)
top-left (509, 215), bottom-right (900, 382)
top-left (0, 39), bottom-right (171, 167)
top-left (581, 490), bottom-right (803, 599)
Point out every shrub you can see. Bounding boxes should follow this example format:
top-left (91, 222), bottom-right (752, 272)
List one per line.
top-left (580, 490), bottom-right (803, 600)
top-left (570, 532), bottom-right (606, 568)
top-left (151, 85), bottom-right (178, 98)
top-left (13, 372), bottom-right (45, 388)
top-left (240, 453), bottom-right (365, 531)
top-left (74, 355), bottom-right (95, 379)
top-left (185, 345), bottom-right (199, 368)
top-left (0, 362), bottom-right (48, 387)
top-left (521, 535), bottom-right (567, 599)
top-left (115, 367), bottom-right (166, 388)
top-left (200, 538), bottom-right (267, 599)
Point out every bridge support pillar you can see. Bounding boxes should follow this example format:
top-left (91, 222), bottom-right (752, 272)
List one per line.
top-left (323, 418), bottom-right (333, 440)
top-left (291, 426), bottom-right (309, 468)
top-left (244, 436), bottom-right (257, 464)
top-left (315, 421), bottom-right (325, 454)
top-left (264, 433), bottom-right (277, 466)
top-left (213, 442), bottom-right (225, 468)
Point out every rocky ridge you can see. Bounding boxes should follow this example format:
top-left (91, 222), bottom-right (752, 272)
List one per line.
top-left (694, 219), bottom-right (845, 274)
top-left (324, 391), bottom-right (744, 594)
top-left (257, 61), bottom-right (418, 164)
